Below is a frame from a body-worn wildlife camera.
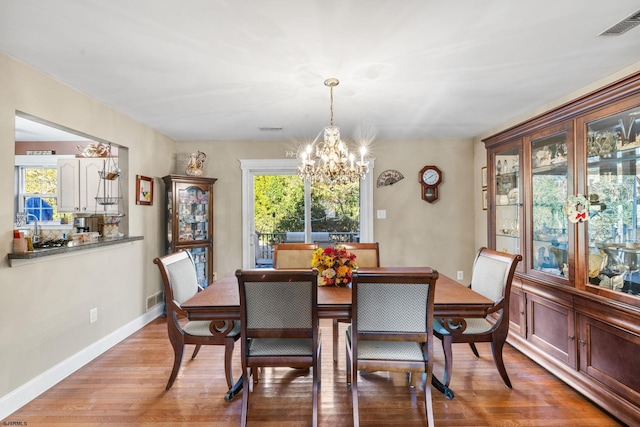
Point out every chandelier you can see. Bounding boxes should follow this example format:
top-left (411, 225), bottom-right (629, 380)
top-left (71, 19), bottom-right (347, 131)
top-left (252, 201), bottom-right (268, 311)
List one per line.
top-left (298, 78), bottom-right (369, 186)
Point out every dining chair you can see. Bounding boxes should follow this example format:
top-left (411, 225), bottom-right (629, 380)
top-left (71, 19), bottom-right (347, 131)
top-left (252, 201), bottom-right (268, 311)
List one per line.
top-left (346, 268), bottom-right (438, 426)
top-left (433, 247), bottom-right (522, 392)
top-left (332, 242), bottom-right (380, 362)
top-left (272, 242), bottom-right (318, 268)
top-left (236, 268), bottom-right (321, 427)
top-left (153, 251), bottom-right (240, 391)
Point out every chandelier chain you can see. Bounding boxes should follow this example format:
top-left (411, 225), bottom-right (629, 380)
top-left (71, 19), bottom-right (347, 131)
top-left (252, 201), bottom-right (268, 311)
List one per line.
top-left (329, 85), bottom-right (334, 127)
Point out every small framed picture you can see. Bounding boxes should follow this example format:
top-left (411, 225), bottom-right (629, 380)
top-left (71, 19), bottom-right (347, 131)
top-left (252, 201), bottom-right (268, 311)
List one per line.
top-left (136, 175), bottom-right (154, 206)
top-left (482, 189), bottom-right (488, 210)
top-left (481, 166), bottom-right (488, 188)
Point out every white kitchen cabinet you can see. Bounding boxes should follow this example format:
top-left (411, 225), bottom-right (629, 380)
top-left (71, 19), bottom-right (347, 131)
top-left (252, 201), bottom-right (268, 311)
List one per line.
top-left (58, 158), bottom-right (119, 213)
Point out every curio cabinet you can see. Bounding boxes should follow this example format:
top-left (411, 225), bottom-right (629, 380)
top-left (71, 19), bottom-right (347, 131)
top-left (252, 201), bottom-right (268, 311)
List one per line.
top-left (162, 175), bottom-right (216, 288)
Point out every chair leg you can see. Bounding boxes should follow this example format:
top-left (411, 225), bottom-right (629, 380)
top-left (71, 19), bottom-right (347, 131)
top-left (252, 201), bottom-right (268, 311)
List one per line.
top-left (345, 338), bottom-right (351, 386)
top-left (441, 336), bottom-right (454, 388)
top-left (423, 369), bottom-right (435, 426)
top-left (490, 339), bottom-right (512, 388)
top-left (166, 341), bottom-right (185, 390)
top-left (312, 354), bottom-right (320, 427)
top-left (224, 339), bottom-right (235, 390)
top-left (351, 367), bottom-right (359, 427)
top-left (469, 342), bottom-right (480, 358)
top-left (333, 319), bottom-right (339, 363)
top-left (191, 344), bottom-right (202, 359)
top-left (240, 366), bottom-right (251, 427)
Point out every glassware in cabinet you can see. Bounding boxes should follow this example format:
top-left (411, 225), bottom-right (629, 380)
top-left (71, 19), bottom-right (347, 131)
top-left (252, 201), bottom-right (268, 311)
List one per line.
top-left (494, 145), bottom-right (521, 258)
top-left (531, 131), bottom-right (569, 279)
top-left (584, 104), bottom-right (640, 296)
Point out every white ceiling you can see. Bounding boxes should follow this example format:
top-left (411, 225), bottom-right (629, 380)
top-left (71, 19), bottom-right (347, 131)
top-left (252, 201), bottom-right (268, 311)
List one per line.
top-left (2, 1), bottom-right (640, 143)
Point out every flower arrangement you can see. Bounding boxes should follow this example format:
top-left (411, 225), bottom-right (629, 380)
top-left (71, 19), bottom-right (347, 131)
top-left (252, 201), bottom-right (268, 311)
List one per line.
top-left (311, 246), bottom-right (358, 287)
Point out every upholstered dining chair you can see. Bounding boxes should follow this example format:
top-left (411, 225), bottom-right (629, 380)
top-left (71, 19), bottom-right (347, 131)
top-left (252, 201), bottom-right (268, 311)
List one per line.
top-left (346, 268), bottom-right (438, 426)
top-left (272, 243), bottom-right (318, 269)
top-left (236, 268), bottom-right (321, 427)
top-left (332, 242), bottom-right (380, 362)
top-left (154, 251), bottom-right (240, 391)
top-left (433, 247), bottom-right (522, 392)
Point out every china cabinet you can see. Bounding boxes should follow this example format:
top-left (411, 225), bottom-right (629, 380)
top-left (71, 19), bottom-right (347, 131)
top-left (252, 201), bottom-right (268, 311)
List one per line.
top-left (484, 71), bottom-right (640, 425)
top-left (162, 175), bottom-right (216, 288)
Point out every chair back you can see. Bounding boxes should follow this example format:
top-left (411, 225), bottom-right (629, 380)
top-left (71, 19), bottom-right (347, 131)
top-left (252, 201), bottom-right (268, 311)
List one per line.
top-left (341, 242), bottom-right (380, 268)
top-left (154, 251), bottom-right (199, 315)
top-left (470, 247), bottom-right (522, 320)
top-left (352, 268), bottom-right (438, 340)
top-left (236, 269), bottom-right (319, 339)
top-left (273, 243), bottom-right (318, 269)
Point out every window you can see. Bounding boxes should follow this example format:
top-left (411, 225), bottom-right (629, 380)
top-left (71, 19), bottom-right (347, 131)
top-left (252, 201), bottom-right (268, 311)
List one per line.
top-left (14, 155), bottom-right (69, 224)
top-left (20, 166), bottom-right (57, 220)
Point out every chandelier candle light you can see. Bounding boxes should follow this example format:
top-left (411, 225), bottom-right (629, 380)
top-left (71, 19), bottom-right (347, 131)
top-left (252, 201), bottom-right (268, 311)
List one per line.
top-left (298, 78), bottom-right (369, 186)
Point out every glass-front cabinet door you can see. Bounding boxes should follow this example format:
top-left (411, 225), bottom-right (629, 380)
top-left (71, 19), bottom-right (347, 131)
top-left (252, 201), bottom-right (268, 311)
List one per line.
top-left (529, 127), bottom-right (572, 282)
top-left (176, 184), bottom-right (210, 243)
top-left (493, 143), bottom-right (522, 264)
top-left (582, 103), bottom-right (640, 297)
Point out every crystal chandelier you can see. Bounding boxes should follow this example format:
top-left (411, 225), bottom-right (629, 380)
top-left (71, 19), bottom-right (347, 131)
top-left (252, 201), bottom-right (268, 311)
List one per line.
top-left (298, 78), bottom-right (369, 186)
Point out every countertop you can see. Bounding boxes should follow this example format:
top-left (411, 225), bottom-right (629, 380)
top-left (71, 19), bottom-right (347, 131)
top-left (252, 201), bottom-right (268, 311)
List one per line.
top-left (8, 235), bottom-right (144, 265)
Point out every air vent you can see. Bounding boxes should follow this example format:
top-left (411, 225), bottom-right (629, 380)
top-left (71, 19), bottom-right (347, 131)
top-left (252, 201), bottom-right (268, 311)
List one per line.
top-left (600, 9), bottom-right (640, 36)
top-left (258, 126), bottom-right (283, 131)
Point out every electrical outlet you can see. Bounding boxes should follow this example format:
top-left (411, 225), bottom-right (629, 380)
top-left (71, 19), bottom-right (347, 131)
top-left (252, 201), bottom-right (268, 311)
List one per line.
top-left (90, 307), bottom-right (98, 323)
top-left (457, 271), bottom-right (464, 280)
top-left (376, 209), bottom-right (387, 219)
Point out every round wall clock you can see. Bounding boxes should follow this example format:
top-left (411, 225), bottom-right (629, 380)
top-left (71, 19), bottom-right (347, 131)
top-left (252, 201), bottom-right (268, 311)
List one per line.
top-left (419, 165), bottom-right (442, 203)
top-left (377, 169), bottom-right (405, 187)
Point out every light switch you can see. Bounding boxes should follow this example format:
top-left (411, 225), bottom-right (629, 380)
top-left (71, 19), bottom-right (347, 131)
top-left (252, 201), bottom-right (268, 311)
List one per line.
top-left (377, 209), bottom-right (387, 219)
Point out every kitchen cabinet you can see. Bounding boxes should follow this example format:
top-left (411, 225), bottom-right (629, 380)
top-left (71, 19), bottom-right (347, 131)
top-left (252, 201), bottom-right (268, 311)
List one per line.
top-left (483, 71), bottom-right (640, 425)
top-left (58, 157), bottom-right (119, 214)
top-left (162, 175), bottom-right (216, 288)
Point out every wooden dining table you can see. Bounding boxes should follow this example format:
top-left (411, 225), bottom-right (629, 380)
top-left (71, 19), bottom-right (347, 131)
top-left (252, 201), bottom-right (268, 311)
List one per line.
top-left (181, 267), bottom-right (494, 400)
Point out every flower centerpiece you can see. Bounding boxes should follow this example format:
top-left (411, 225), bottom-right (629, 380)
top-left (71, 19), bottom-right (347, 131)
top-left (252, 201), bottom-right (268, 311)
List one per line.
top-left (311, 246), bottom-right (358, 287)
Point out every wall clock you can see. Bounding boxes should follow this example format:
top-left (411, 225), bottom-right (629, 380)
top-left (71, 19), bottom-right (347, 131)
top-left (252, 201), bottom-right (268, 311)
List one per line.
top-left (419, 165), bottom-right (442, 203)
top-left (377, 169), bottom-right (405, 187)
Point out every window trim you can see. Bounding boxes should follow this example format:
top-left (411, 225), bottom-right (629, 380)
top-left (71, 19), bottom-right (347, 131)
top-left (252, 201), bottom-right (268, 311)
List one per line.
top-left (239, 158), bottom-right (375, 269)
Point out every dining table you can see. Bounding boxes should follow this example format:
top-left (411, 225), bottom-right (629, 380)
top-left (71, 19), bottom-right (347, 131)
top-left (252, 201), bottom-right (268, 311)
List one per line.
top-left (181, 267), bottom-right (494, 400)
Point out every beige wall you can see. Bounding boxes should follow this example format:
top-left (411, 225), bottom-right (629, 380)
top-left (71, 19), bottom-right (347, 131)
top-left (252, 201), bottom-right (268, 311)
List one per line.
top-left (0, 53), bottom-right (176, 399)
top-left (178, 138), bottom-right (477, 281)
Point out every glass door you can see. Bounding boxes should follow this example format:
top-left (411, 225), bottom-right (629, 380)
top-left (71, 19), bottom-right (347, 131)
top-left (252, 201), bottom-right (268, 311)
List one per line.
top-left (530, 130), bottom-right (571, 281)
top-left (584, 103), bottom-right (640, 297)
top-left (252, 174), bottom-right (361, 267)
top-left (494, 144), bottom-right (522, 259)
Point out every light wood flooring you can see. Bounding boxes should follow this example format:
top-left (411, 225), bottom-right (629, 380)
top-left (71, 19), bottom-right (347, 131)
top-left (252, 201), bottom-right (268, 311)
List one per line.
top-left (2, 318), bottom-right (623, 426)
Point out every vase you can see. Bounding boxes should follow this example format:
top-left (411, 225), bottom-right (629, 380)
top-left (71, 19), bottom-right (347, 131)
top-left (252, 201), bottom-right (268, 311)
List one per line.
top-left (185, 166), bottom-right (203, 176)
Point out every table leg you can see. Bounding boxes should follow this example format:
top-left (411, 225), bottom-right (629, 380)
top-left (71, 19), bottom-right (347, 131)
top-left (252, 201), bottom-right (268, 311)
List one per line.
top-left (431, 374), bottom-right (455, 399)
top-left (224, 376), bottom-right (244, 401)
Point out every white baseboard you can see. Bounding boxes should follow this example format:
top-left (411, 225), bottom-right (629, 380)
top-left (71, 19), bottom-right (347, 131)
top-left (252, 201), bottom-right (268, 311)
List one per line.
top-left (0, 304), bottom-right (164, 420)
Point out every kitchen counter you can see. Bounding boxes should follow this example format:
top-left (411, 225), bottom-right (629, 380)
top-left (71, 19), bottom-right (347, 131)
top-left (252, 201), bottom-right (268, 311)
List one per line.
top-left (8, 235), bottom-right (144, 266)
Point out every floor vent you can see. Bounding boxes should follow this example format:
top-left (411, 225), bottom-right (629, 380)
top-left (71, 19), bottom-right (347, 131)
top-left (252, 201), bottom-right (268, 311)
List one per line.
top-left (600, 9), bottom-right (640, 36)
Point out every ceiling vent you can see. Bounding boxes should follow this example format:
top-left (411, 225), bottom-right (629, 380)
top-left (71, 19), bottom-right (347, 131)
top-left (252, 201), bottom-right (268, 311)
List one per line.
top-left (258, 126), bottom-right (283, 131)
top-left (600, 9), bottom-right (640, 36)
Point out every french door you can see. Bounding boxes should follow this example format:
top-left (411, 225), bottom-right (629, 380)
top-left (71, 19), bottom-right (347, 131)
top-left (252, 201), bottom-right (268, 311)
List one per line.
top-left (240, 159), bottom-right (374, 268)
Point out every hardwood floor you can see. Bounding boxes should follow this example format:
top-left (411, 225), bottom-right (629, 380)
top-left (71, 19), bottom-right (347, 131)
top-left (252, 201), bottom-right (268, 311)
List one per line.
top-left (2, 318), bottom-right (622, 426)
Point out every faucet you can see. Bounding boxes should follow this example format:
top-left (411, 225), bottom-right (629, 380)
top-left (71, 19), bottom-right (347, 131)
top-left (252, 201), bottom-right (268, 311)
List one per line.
top-left (26, 213), bottom-right (41, 244)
